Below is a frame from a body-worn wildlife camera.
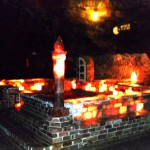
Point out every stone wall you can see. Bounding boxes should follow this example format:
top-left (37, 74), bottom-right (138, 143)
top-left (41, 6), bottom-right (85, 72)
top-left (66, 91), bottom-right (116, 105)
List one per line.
top-left (94, 53), bottom-right (150, 84)
top-left (8, 93), bottom-right (150, 150)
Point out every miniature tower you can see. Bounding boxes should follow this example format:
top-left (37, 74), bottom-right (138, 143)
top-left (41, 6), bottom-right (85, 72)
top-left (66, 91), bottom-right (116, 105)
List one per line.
top-left (52, 36), bottom-right (67, 108)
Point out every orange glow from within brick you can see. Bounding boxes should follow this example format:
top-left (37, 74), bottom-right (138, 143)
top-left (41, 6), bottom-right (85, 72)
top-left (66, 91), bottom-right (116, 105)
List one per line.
top-left (0, 80), bottom-right (6, 85)
top-left (81, 107), bottom-right (88, 113)
top-left (99, 84), bottom-right (108, 92)
top-left (119, 106), bottom-right (127, 114)
top-left (97, 111), bottom-right (102, 118)
top-left (125, 87), bottom-right (134, 95)
top-left (83, 112), bottom-right (93, 120)
top-left (129, 104), bottom-right (136, 112)
top-left (19, 86), bottom-right (24, 91)
top-left (111, 108), bottom-right (119, 116)
top-left (103, 109), bottom-right (111, 116)
top-left (71, 80), bottom-right (76, 89)
top-left (92, 110), bottom-right (98, 118)
top-left (130, 101), bottom-right (135, 105)
top-left (135, 100), bottom-right (141, 104)
top-left (131, 72), bottom-right (137, 83)
top-left (109, 86), bottom-right (114, 91)
top-left (22, 90), bottom-right (34, 94)
top-left (15, 102), bottom-right (21, 108)
top-left (83, 118), bottom-right (99, 125)
top-left (85, 83), bottom-right (91, 91)
top-left (136, 103), bottom-right (144, 111)
top-left (14, 101), bottom-right (24, 111)
top-left (84, 83), bottom-right (96, 92)
top-left (88, 106), bottom-right (97, 112)
top-left (113, 90), bottom-right (119, 96)
top-left (114, 103), bottom-right (122, 108)
top-left (54, 59), bottom-right (65, 78)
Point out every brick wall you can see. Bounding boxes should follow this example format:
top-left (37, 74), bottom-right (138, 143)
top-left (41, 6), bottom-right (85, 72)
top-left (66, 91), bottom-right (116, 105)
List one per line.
top-left (9, 93), bottom-right (150, 150)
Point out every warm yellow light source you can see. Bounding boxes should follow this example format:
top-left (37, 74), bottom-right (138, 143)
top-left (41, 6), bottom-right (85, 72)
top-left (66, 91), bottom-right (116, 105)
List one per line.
top-left (54, 59), bottom-right (65, 78)
top-left (113, 26), bottom-right (119, 35)
top-left (91, 11), bottom-right (99, 22)
top-left (136, 103), bottom-right (144, 111)
top-left (131, 72), bottom-right (137, 83)
top-left (119, 106), bottom-right (127, 114)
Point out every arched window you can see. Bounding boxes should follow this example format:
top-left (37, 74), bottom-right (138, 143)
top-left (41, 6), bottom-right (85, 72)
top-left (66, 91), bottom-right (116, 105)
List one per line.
top-left (78, 57), bottom-right (86, 81)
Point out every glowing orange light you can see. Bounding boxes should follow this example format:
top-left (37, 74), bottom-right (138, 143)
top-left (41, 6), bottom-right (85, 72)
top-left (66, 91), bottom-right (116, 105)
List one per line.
top-left (85, 83), bottom-right (91, 91)
top-left (35, 83), bottom-right (42, 91)
top-left (111, 108), bottom-right (119, 116)
top-left (83, 112), bottom-right (93, 120)
top-left (0, 80), bottom-right (6, 85)
top-left (129, 104), bottom-right (136, 112)
top-left (81, 107), bottom-right (88, 113)
top-left (71, 80), bottom-right (76, 89)
top-left (109, 86), bottom-right (114, 91)
top-left (22, 90), bottom-right (34, 94)
top-left (54, 59), bottom-right (65, 78)
top-left (92, 110), bottom-right (98, 118)
top-left (119, 106), bottom-right (127, 114)
top-left (52, 36), bottom-right (67, 79)
top-left (114, 103), bottom-right (122, 108)
top-left (88, 106), bottom-right (97, 112)
top-left (14, 102), bottom-right (22, 111)
top-left (113, 90), bottom-right (119, 96)
top-left (15, 102), bottom-right (21, 108)
top-left (131, 72), bottom-right (137, 83)
top-left (103, 109), bottom-right (111, 116)
top-left (20, 100), bottom-right (24, 106)
top-left (136, 103), bottom-right (144, 111)
top-left (125, 87), bottom-right (134, 95)
top-left (90, 10), bottom-right (99, 22)
top-left (19, 86), bottom-right (24, 91)
top-left (130, 101), bottom-right (135, 105)
top-left (97, 111), bottom-right (102, 118)
top-left (99, 84), bottom-right (107, 92)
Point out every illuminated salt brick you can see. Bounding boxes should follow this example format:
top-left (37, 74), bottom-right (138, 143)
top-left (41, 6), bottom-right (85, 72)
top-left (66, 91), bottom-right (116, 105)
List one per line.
top-left (122, 101), bottom-right (129, 106)
top-left (83, 111), bottom-right (93, 120)
top-left (136, 103), bottom-right (144, 111)
top-left (113, 90), bottom-right (119, 96)
top-left (118, 99), bottom-right (123, 103)
top-left (81, 107), bottom-right (88, 113)
top-left (103, 109), bottom-right (111, 116)
top-left (110, 99), bottom-right (118, 104)
top-left (109, 86), bottom-right (114, 91)
top-left (119, 106), bottom-right (127, 114)
top-left (83, 118), bottom-right (98, 125)
top-left (88, 106), bottom-right (97, 112)
top-left (97, 111), bottom-right (102, 118)
top-left (114, 103), bottom-right (122, 108)
top-left (129, 104), bottom-right (136, 112)
top-left (84, 101), bottom-right (92, 107)
top-left (111, 108), bottom-right (119, 116)
top-left (130, 101), bottom-right (135, 105)
top-left (106, 104), bottom-right (113, 109)
top-left (92, 110), bottom-right (98, 118)
top-left (135, 100), bottom-right (142, 104)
